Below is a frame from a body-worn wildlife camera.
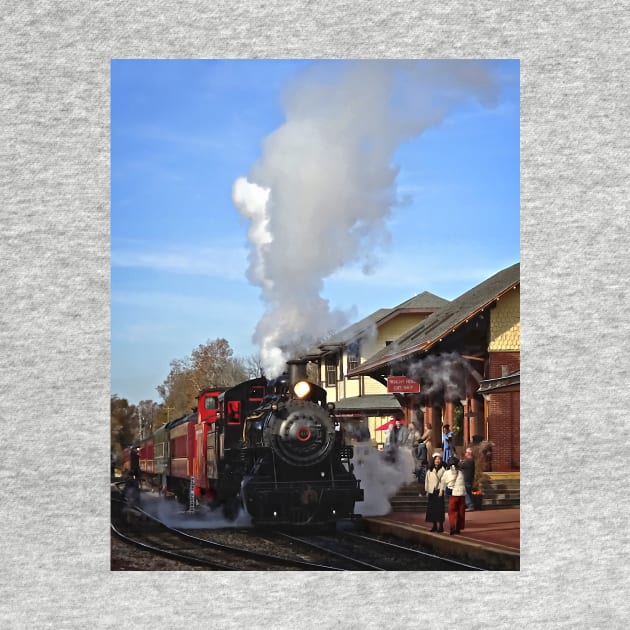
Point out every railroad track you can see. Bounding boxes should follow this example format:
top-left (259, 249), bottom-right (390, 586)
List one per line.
top-left (342, 531), bottom-right (487, 571)
top-left (112, 485), bottom-right (484, 570)
top-left (111, 521), bottom-right (235, 570)
top-left (275, 530), bottom-right (486, 571)
top-left (112, 498), bottom-right (340, 571)
top-left (274, 532), bottom-right (385, 570)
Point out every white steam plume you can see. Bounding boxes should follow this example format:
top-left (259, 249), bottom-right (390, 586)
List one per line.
top-left (351, 443), bottom-right (416, 516)
top-left (407, 352), bottom-right (481, 402)
top-left (233, 60), bottom-right (498, 376)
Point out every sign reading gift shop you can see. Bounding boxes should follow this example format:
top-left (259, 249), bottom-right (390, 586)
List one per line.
top-left (387, 376), bottom-right (421, 393)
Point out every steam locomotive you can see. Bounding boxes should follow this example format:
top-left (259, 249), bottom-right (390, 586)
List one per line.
top-left (122, 360), bottom-right (364, 526)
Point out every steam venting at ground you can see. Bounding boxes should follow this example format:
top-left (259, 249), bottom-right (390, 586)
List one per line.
top-left (233, 61), bottom-right (497, 376)
top-left (351, 443), bottom-right (416, 516)
top-left (140, 493), bottom-right (253, 529)
top-left (407, 352), bottom-right (480, 402)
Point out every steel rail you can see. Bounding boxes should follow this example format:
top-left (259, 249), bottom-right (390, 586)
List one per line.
top-left (343, 531), bottom-right (487, 571)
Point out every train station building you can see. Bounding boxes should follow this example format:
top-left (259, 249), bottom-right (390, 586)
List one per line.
top-left (302, 291), bottom-right (449, 446)
top-left (303, 262), bottom-right (520, 472)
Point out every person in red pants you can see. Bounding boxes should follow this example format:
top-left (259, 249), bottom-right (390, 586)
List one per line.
top-left (440, 456), bottom-right (466, 535)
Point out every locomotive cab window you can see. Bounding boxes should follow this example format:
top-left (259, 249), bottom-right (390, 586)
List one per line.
top-left (205, 397), bottom-right (217, 410)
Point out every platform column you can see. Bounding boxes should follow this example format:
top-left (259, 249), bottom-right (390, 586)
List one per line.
top-left (429, 399), bottom-right (442, 456)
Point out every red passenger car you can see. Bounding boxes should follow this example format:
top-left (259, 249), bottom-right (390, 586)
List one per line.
top-left (161, 412), bottom-right (195, 499)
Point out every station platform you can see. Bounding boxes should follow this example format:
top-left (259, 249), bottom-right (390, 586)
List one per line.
top-left (363, 506), bottom-right (520, 570)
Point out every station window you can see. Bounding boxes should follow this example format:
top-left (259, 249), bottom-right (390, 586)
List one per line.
top-left (347, 344), bottom-right (359, 377)
top-left (326, 356), bottom-right (338, 387)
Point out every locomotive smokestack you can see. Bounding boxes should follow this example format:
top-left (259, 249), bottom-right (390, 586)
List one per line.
top-left (287, 359), bottom-right (308, 386)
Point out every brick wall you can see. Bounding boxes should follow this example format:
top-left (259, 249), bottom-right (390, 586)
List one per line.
top-left (488, 351), bottom-right (520, 379)
top-left (486, 351), bottom-right (520, 471)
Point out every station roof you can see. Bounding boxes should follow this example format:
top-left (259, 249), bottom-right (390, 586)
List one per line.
top-left (477, 370), bottom-right (520, 395)
top-left (348, 262), bottom-right (520, 378)
top-left (334, 393), bottom-right (402, 413)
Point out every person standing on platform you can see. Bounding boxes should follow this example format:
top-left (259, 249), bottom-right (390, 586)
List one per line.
top-left (419, 422), bottom-right (433, 467)
top-left (461, 447), bottom-right (476, 511)
top-left (406, 422), bottom-right (421, 449)
top-left (387, 417), bottom-right (408, 447)
top-left (442, 424), bottom-right (454, 464)
top-left (406, 422), bottom-right (422, 469)
top-left (441, 456), bottom-right (466, 535)
top-left (424, 453), bottom-right (446, 532)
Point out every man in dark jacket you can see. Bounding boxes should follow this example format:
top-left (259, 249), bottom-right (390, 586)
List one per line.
top-left (387, 418), bottom-right (408, 447)
top-left (461, 447), bottom-right (476, 511)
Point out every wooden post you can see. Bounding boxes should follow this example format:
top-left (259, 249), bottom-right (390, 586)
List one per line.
top-left (462, 396), bottom-right (470, 446)
top-left (472, 397), bottom-right (484, 440)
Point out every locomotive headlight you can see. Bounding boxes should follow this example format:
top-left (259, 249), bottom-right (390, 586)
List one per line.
top-left (293, 380), bottom-right (311, 399)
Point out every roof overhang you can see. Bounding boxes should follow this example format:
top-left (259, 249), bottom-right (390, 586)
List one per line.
top-left (348, 280), bottom-right (519, 378)
top-left (334, 394), bottom-right (402, 414)
top-left (477, 371), bottom-right (520, 395)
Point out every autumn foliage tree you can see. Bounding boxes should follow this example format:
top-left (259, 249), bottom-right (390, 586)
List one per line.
top-left (156, 338), bottom-right (248, 421)
top-left (111, 395), bottom-right (137, 457)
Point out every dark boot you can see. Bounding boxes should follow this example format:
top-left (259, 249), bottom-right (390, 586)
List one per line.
top-left (438, 523), bottom-right (444, 532)
top-left (430, 524), bottom-right (437, 532)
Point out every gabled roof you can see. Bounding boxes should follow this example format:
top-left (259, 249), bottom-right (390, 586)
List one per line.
top-left (301, 308), bottom-right (392, 359)
top-left (348, 262), bottom-right (520, 377)
top-left (392, 291), bottom-right (451, 310)
top-left (375, 291), bottom-right (450, 327)
top-left (322, 308), bottom-right (392, 347)
top-left (302, 291), bottom-right (449, 360)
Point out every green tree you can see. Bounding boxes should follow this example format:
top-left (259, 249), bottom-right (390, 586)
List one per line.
top-left (111, 395), bottom-right (137, 457)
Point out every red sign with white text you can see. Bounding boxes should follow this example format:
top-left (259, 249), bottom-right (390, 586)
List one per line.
top-left (387, 376), bottom-right (420, 393)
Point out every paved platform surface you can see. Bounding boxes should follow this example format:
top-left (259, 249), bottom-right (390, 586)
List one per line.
top-left (363, 507), bottom-right (520, 570)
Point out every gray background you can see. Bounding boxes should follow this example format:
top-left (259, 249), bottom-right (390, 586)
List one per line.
top-left (1, 1), bottom-right (628, 628)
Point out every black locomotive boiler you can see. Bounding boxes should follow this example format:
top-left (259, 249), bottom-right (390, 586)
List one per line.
top-left (212, 360), bottom-right (364, 526)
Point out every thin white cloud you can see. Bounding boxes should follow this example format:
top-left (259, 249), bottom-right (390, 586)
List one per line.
top-left (112, 289), bottom-right (261, 313)
top-left (112, 289), bottom-right (264, 345)
top-left (111, 243), bottom-right (249, 281)
top-left (123, 125), bottom-right (234, 155)
top-left (326, 252), bottom-right (515, 297)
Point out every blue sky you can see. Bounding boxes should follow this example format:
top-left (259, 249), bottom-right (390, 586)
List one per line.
top-left (111, 59), bottom-right (519, 403)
